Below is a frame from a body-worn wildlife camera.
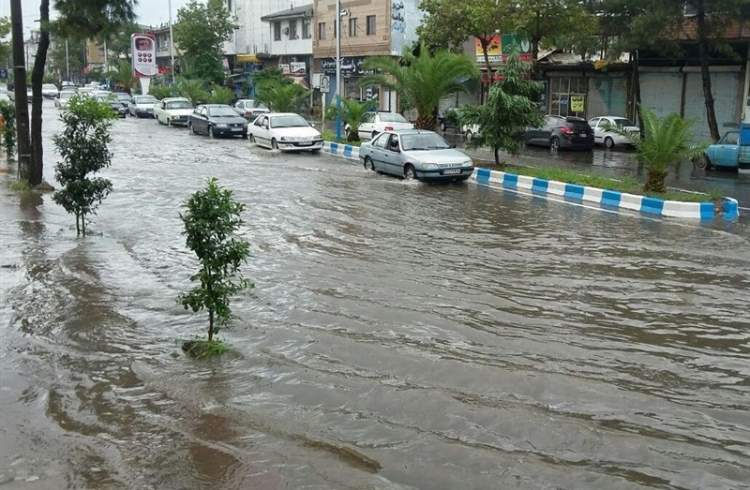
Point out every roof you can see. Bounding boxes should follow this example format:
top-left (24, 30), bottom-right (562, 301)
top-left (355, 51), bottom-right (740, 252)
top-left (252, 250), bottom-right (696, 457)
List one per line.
top-left (260, 4), bottom-right (313, 21)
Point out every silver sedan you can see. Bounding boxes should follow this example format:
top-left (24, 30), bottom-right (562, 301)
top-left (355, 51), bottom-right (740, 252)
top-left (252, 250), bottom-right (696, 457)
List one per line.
top-left (359, 130), bottom-right (474, 182)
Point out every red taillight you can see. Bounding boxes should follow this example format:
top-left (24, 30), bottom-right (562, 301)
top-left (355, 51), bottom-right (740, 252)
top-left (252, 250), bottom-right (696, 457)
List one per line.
top-left (384, 126), bottom-right (394, 131)
top-left (560, 126), bottom-right (574, 136)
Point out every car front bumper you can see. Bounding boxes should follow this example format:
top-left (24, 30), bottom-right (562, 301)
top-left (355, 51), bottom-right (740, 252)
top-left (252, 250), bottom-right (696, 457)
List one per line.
top-left (135, 109), bottom-right (154, 117)
top-left (416, 167), bottom-right (474, 181)
top-left (278, 140), bottom-right (323, 151)
top-left (213, 127), bottom-right (247, 137)
top-left (168, 116), bottom-right (190, 126)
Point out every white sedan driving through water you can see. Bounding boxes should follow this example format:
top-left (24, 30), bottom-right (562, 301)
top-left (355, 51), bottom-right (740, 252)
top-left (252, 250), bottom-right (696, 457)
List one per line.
top-left (248, 113), bottom-right (323, 152)
top-left (154, 97), bottom-right (194, 126)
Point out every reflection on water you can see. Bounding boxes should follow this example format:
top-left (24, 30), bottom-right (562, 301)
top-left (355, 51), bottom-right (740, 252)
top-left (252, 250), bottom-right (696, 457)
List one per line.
top-left (0, 103), bottom-right (749, 489)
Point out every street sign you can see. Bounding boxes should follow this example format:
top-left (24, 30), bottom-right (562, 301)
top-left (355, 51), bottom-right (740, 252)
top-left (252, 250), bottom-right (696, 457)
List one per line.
top-left (320, 75), bottom-right (330, 93)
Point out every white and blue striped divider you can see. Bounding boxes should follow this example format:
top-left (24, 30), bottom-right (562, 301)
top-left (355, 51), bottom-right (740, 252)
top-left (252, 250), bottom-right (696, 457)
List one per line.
top-left (323, 141), bottom-right (360, 162)
top-left (471, 167), bottom-right (740, 221)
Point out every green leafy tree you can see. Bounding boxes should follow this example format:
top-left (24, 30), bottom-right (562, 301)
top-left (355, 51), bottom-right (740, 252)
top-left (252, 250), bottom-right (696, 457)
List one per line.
top-left (623, 108), bottom-right (703, 193)
top-left (255, 81), bottom-right (309, 113)
top-left (325, 97), bottom-right (375, 141)
top-left (108, 59), bottom-right (135, 91)
top-left (361, 45), bottom-right (478, 129)
top-left (48, 36), bottom-right (86, 81)
top-left (459, 53), bottom-right (543, 165)
top-left (208, 85), bottom-right (234, 104)
top-left (0, 100), bottom-right (16, 156)
top-left (173, 0), bottom-right (235, 84)
top-left (52, 96), bottom-right (116, 236)
top-left (149, 84), bottom-right (176, 100)
top-left (179, 178), bottom-right (251, 349)
top-left (177, 78), bottom-right (209, 105)
top-left (0, 17), bottom-right (11, 65)
top-left (418, 0), bottom-right (510, 76)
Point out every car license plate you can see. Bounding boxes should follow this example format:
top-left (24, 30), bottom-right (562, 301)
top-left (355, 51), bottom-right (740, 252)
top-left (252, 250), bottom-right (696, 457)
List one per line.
top-left (297, 141), bottom-right (311, 146)
top-left (579, 132), bottom-right (587, 137)
top-left (443, 168), bottom-right (461, 175)
top-left (231, 127), bottom-right (243, 131)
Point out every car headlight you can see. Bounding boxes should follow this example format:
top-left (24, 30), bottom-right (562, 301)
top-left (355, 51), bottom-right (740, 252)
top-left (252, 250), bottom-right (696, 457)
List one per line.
top-left (423, 163), bottom-right (439, 170)
top-left (216, 123), bottom-right (229, 128)
top-left (462, 160), bottom-right (473, 167)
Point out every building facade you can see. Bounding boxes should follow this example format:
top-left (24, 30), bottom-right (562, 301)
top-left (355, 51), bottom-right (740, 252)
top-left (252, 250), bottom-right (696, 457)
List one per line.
top-left (312, 0), bottom-right (423, 110)
top-left (260, 4), bottom-right (314, 86)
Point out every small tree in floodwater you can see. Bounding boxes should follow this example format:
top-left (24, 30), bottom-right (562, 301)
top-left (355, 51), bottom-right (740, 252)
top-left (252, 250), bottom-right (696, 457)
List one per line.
top-left (179, 178), bottom-right (251, 357)
top-left (53, 96), bottom-right (115, 236)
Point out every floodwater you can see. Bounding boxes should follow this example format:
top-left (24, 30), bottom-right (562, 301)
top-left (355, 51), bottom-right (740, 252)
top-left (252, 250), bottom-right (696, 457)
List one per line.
top-left (1, 102), bottom-right (750, 489)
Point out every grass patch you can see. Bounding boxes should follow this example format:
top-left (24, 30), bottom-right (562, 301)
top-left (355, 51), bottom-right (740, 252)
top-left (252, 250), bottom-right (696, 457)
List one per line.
top-left (479, 163), bottom-right (717, 203)
top-left (8, 179), bottom-right (31, 192)
top-left (181, 339), bottom-right (228, 359)
top-left (321, 129), bottom-right (360, 146)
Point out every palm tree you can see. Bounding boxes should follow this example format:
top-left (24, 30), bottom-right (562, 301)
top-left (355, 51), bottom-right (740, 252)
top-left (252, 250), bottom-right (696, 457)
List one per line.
top-left (326, 97), bottom-right (375, 141)
top-left (626, 108), bottom-right (704, 193)
top-left (256, 82), bottom-right (309, 113)
top-left (360, 45), bottom-right (478, 129)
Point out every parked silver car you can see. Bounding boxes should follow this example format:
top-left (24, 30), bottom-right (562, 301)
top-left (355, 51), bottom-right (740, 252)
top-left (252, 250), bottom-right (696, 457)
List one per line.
top-left (359, 129), bottom-right (474, 182)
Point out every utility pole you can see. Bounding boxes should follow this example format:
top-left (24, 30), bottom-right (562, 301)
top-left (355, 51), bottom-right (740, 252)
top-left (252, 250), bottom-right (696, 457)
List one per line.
top-left (65, 39), bottom-right (70, 81)
top-left (169, 0), bottom-right (176, 84)
top-left (10, 0), bottom-right (31, 182)
top-left (335, 0), bottom-right (342, 139)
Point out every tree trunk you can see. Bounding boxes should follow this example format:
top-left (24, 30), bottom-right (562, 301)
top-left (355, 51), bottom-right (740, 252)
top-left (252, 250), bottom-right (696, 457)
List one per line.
top-left (208, 309), bottom-right (214, 342)
top-left (696, 0), bottom-right (720, 142)
top-left (10, 0), bottom-right (31, 182)
top-left (480, 36), bottom-right (493, 79)
top-left (494, 146), bottom-right (500, 166)
top-left (75, 213), bottom-right (80, 236)
top-left (644, 169), bottom-right (667, 194)
top-left (30, 0), bottom-right (50, 187)
top-left (632, 50), bottom-right (644, 135)
top-left (415, 113), bottom-right (436, 130)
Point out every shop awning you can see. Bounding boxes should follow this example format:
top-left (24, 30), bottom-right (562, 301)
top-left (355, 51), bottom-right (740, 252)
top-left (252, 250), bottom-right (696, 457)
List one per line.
top-left (236, 54), bottom-right (260, 64)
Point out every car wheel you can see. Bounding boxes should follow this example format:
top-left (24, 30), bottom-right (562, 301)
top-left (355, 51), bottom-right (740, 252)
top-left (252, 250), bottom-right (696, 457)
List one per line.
top-left (551, 136), bottom-right (561, 151)
top-left (208, 126), bottom-right (215, 139)
top-left (604, 136), bottom-right (615, 149)
top-left (364, 156), bottom-right (375, 171)
top-left (272, 138), bottom-right (279, 150)
top-left (404, 164), bottom-right (416, 180)
top-left (188, 122), bottom-right (195, 135)
top-left (248, 133), bottom-right (255, 143)
top-left (695, 154), bottom-right (713, 171)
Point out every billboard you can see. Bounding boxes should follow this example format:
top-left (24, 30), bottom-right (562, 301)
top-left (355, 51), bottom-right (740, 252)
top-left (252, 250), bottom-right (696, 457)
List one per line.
top-left (131, 33), bottom-right (157, 77)
top-left (476, 34), bottom-right (532, 65)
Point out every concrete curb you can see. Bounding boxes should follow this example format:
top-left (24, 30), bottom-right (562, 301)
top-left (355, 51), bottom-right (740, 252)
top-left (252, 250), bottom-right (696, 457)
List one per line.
top-left (323, 141), bottom-right (360, 161)
top-left (471, 167), bottom-right (740, 221)
top-left (320, 141), bottom-right (740, 221)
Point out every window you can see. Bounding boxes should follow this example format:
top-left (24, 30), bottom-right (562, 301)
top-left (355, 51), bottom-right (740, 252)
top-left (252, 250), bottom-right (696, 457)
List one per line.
top-left (724, 132), bottom-right (739, 145)
top-left (318, 22), bottom-right (326, 40)
top-left (289, 20), bottom-right (298, 39)
top-left (549, 76), bottom-right (586, 117)
top-left (366, 15), bottom-right (376, 35)
top-left (373, 133), bottom-right (389, 148)
top-left (333, 19), bottom-right (337, 37)
top-left (302, 18), bottom-right (311, 39)
top-left (348, 17), bottom-right (358, 37)
top-left (274, 21), bottom-right (281, 41)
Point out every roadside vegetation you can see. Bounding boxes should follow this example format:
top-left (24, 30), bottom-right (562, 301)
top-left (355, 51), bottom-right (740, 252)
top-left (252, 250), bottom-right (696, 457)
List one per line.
top-left (326, 98), bottom-right (375, 142)
top-left (254, 69), bottom-right (309, 113)
top-left (179, 178), bottom-right (252, 359)
top-left (52, 96), bottom-right (116, 236)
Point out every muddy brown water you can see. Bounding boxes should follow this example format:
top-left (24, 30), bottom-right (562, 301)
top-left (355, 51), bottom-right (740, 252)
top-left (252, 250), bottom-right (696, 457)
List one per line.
top-left (1, 103), bottom-right (750, 489)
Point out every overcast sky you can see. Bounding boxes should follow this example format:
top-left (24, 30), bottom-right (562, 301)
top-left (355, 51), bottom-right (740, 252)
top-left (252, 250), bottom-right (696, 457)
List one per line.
top-left (3, 0), bottom-right (194, 31)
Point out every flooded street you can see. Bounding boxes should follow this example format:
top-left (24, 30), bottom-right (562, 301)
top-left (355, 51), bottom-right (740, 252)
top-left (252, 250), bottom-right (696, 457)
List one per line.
top-left (2, 102), bottom-right (750, 489)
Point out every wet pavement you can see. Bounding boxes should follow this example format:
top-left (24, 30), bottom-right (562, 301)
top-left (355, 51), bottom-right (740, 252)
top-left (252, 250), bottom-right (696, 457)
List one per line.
top-left (1, 101), bottom-right (750, 489)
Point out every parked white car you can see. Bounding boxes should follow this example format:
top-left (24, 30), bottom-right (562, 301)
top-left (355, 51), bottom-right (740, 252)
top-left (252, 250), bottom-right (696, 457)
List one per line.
top-left (233, 99), bottom-right (269, 120)
top-left (55, 90), bottom-right (77, 109)
top-left (348, 111), bottom-right (414, 141)
top-left (588, 116), bottom-right (640, 149)
top-left (154, 97), bottom-right (194, 126)
top-left (42, 83), bottom-right (59, 98)
top-left (128, 94), bottom-right (159, 118)
top-left (248, 112), bottom-right (323, 152)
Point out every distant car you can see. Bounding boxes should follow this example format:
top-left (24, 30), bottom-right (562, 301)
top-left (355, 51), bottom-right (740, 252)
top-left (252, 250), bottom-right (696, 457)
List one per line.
top-left (93, 93), bottom-right (127, 118)
top-left (359, 129), bottom-right (474, 182)
top-left (55, 90), bottom-right (76, 109)
top-left (41, 83), bottom-right (59, 98)
top-left (589, 116), bottom-right (640, 149)
top-left (113, 92), bottom-right (131, 107)
top-left (248, 112), bottom-right (322, 151)
top-left (524, 115), bottom-right (594, 151)
top-left (77, 87), bottom-right (93, 98)
top-left (701, 130), bottom-right (742, 170)
top-left (233, 99), bottom-right (269, 120)
top-left (188, 104), bottom-right (248, 138)
top-left (348, 111), bottom-right (414, 141)
top-left (61, 81), bottom-right (74, 90)
top-left (128, 95), bottom-right (158, 118)
top-left (154, 97), bottom-right (194, 126)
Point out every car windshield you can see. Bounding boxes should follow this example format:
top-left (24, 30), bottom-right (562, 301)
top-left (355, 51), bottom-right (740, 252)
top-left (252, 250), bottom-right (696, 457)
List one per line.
top-left (42, 84), bottom-right (56, 90)
top-left (208, 106), bottom-right (238, 117)
top-left (379, 113), bottom-right (408, 123)
top-left (613, 118), bottom-right (635, 128)
top-left (115, 93), bottom-right (130, 100)
top-left (271, 114), bottom-right (308, 128)
top-left (167, 101), bottom-right (192, 109)
top-left (135, 96), bottom-right (157, 104)
top-left (401, 133), bottom-right (450, 151)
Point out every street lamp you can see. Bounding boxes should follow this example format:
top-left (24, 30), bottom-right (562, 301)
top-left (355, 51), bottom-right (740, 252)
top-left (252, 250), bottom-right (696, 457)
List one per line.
top-left (168, 0), bottom-right (175, 84)
top-left (335, 3), bottom-right (348, 140)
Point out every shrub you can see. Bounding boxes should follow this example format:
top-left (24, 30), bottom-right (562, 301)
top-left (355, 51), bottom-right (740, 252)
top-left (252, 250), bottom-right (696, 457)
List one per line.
top-left (52, 96), bottom-right (116, 236)
top-left (0, 99), bottom-right (16, 156)
top-left (176, 78), bottom-right (209, 105)
top-left (208, 85), bottom-right (234, 104)
top-left (179, 178), bottom-right (252, 349)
